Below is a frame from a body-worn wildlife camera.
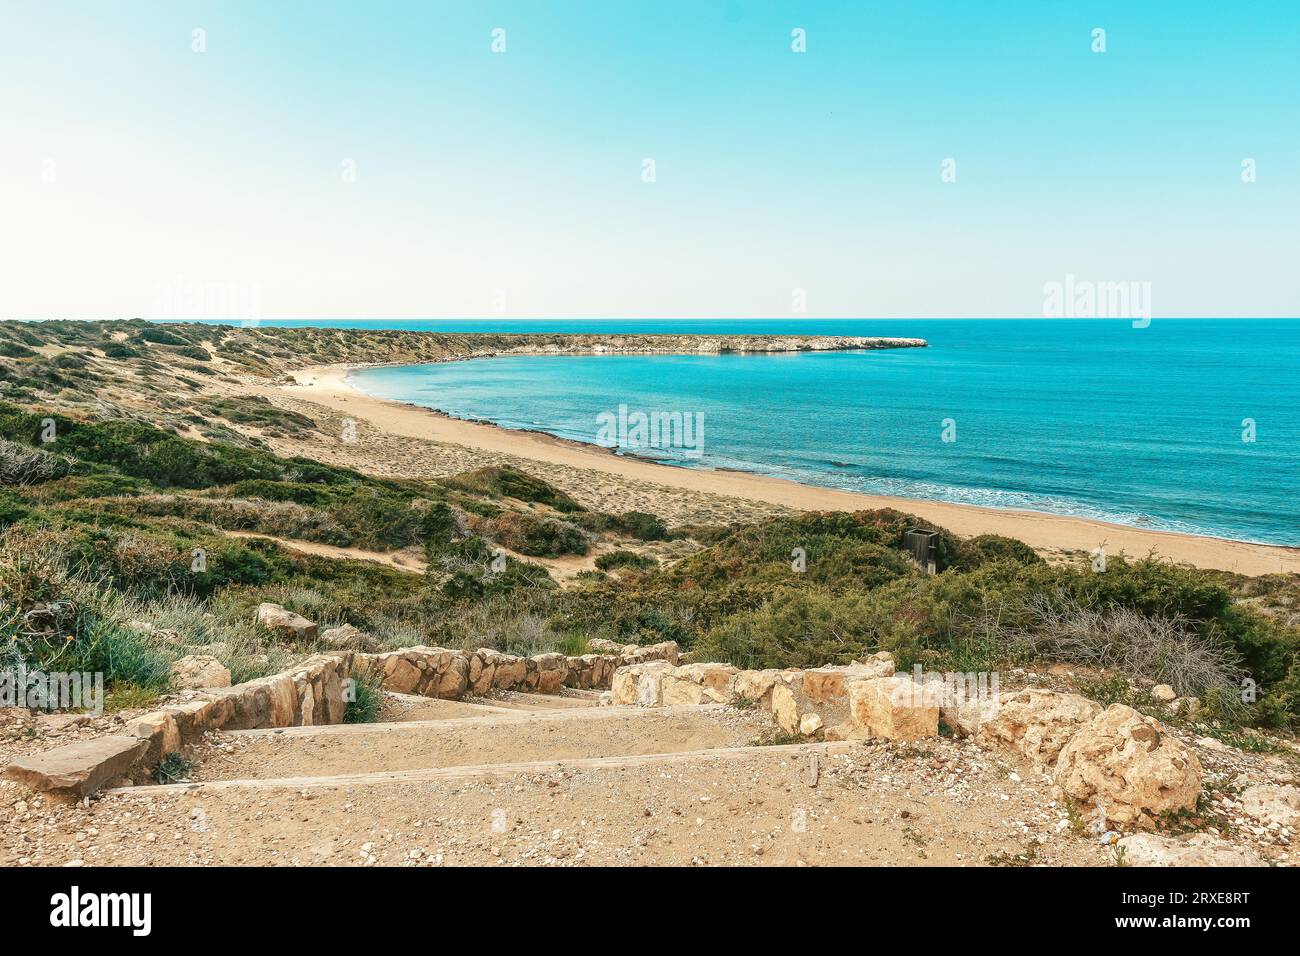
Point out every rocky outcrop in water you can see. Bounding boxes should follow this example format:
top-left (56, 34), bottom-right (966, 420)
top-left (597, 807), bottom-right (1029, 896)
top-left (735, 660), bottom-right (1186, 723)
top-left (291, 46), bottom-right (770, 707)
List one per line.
top-left (501, 334), bottom-right (928, 356)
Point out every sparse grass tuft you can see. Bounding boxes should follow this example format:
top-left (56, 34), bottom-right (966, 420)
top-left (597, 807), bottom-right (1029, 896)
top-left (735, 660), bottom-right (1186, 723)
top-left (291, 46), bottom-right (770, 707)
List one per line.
top-left (105, 682), bottom-right (163, 712)
top-left (344, 668), bottom-right (385, 724)
top-left (154, 751), bottom-right (193, 784)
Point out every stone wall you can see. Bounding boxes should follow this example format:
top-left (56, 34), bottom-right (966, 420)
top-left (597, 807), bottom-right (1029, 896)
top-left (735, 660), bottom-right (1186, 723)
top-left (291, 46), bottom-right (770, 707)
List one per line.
top-left (609, 652), bottom-right (937, 741)
top-left (610, 655), bottom-right (1205, 828)
top-left (353, 640), bottom-right (679, 698)
top-left (134, 640), bottom-right (678, 771)
top-left (126, 651), bottom-right (355, 777)
top-left (4, 640), bottom-right (679, 798)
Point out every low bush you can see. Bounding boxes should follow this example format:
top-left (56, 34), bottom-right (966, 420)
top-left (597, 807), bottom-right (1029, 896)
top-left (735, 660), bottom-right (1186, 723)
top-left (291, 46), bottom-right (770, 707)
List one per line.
top-left (441, 465), bottom-right (584, 513)
top-left (490, 512), bottom-right (589, 557)
top-left (344, 667), bottom-right (385, 723)
top-left (595, 550), bottom-right (657, 572)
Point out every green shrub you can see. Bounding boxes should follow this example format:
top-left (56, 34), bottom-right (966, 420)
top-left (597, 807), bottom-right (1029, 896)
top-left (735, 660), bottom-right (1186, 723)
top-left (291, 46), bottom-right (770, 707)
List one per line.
top-left (330, 488), bottom-right (425, 549)
top-left (344, 667), bottom-right (385, 723)
top-left (138, 327), bottom-right (186, 346)
top-left (200, 396), bottom-right (314, 431)
top-left (595, 550), bottom-right (656, 571)
top-left (439, 557), bottom-right (555, 601)
top-left (694, 588), bottom-right (884, 670)
top-left (423, 502), bottom-right (458, 559)
top-left (100, 343), bottom-right (141, 359)
top-left (491, 512), bottom-right (589, 557)
top-left (154, 752), bottom-right (194, 784)
top-left (226, 480), bottom-right (325, 505)
top-left (952, 534), bottom-right (1044, 571)
top-left (586, 510), bottom-right (671, 541)
top-left (441, 465), bottom-right (584, 513)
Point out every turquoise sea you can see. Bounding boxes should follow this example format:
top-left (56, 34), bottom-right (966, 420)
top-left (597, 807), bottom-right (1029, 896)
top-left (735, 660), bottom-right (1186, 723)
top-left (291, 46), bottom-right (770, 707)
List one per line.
top-left (266, 319), bottom-right (1297, 546)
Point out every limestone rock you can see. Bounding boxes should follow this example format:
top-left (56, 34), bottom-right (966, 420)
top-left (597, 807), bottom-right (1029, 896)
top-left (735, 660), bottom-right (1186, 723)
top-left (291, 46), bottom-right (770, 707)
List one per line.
top-left (381, 654), bottom-right (423, 694)
top-left (619, 641), bottom-right (681, 667)
top-left (772, 682), bottom-right (801, 735)
top-left (733, 669), bottom-right (781, 707)
top-left (847, 675), bottom-right (941, 741)
top-left (976, 689), bottom-right (1100, 769)
top-left (259, 673), bottom-right (298, 727)
top-left (298, 682), bottom-right (317, 726)
top-left (320, 668), bottom-right (347, 724)
top-left (632, 661), bottom-right (676, 706)
top-left (1151, 684), bottom-right (1177, 703)
top-left (799, 713), bottom-right (824, 737)
top-left (170, 655), bottom-right (231, 691)
top-left (1053, 705), bottom-right (1202, 827)
top-left (661, 663), bottom-right (738, 706)
top-left (1116, 833), bottom-right (1264, 867)
top-left (490, 654), bottom-right (528, 690)
top-left (162, 698), bottom-right (230, 737)
top-left (320, 623), bottom-right (376, 651)
top-left (801, 654), bottom-right (889, 691)
top-left (437, 654), bottom-right (471, 698)
top-left (848, 651), bottom-right (897, 679)
top-left (610, 662), bottom-right (674, 706)
top-left (801, 668), bottom-right (851, 707)
top-left (256, 603), bottom-right (319, 641)
top-left (3, 736), bottom-right (148, 798)
top-left (126, 711), bottom-right (181, 765)
top-left (1239, 784), bottom-right (1300, 828)
top-left (35, 713), bottom-right (90, 735)
top-left (940, 696), bottom-right (1001, 738)
top-left (532, 653), bottom-right (570, 695)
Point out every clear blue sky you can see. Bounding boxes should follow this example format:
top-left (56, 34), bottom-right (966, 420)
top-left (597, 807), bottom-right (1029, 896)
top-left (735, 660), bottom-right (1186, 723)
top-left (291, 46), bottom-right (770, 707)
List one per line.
top-left (2, 1), bottom-right (1297, 319)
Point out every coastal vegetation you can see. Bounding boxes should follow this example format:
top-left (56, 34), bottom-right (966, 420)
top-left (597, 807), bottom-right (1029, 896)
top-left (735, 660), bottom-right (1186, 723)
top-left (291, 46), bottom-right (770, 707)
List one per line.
top-left (0, 320), bottom-right (1296, 739)
top-left (1, 396), bottom-right (1297, 731)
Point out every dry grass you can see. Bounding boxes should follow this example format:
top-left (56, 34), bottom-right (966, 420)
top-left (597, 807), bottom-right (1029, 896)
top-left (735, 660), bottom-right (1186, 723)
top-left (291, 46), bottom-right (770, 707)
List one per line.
top-left (0, 438), bottom-right (69, 485)
top-left (979, 592), bottom-right (1245, 701)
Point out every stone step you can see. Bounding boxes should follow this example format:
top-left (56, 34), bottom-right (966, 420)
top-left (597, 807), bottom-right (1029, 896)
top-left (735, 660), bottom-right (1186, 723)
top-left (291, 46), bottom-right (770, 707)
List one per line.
top-left (384, 690), bottom-right (599, 722)
top-left (185, 705), bottom-right (767, 782)
top-left (474, 690), bottom-right (603, 711)
top-left (111, 739), bottom-right (852, 794)
top-left (3, 736), bottom-right (148, 799)
top-left (227, 702), bottom-right (721, 738)
top-left (381, 693), bottom-right (522, 721)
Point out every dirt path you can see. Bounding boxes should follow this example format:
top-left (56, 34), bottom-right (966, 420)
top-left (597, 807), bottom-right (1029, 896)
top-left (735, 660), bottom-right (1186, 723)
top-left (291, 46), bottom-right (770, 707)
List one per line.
top-left (20, 733), bottom-right (1110, 867)
top-left (224, 532), bottom-right (608, 585)
top-left (224, 531), bottom-right (426, 572)
top-left (6, 670), bottom-right (1296, 868)
top-left (185, 707), bottom-right (771, 781)
top-left (1, 689), bottom-right (1121, 867)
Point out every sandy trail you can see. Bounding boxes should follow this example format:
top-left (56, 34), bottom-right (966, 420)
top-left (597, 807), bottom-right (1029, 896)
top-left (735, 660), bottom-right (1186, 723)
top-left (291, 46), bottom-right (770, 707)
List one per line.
top-left (50, 728), bottom-right (1111, 866)
top-left (188, 707), bottom-right (772, 781)
top-left (224, 530), bottom-right (606, 583)
top-left (258, 365), bottom-right (1300, 576)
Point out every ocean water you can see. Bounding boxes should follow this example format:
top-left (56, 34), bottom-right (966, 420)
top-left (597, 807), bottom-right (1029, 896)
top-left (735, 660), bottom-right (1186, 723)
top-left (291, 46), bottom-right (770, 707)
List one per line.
top-left (331, 319), bottom-right (1298, 546)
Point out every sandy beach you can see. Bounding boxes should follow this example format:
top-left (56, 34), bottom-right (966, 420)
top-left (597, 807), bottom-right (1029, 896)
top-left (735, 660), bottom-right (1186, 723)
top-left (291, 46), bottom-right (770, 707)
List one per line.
top-left (261, 364), bottom-right (1300, 577)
